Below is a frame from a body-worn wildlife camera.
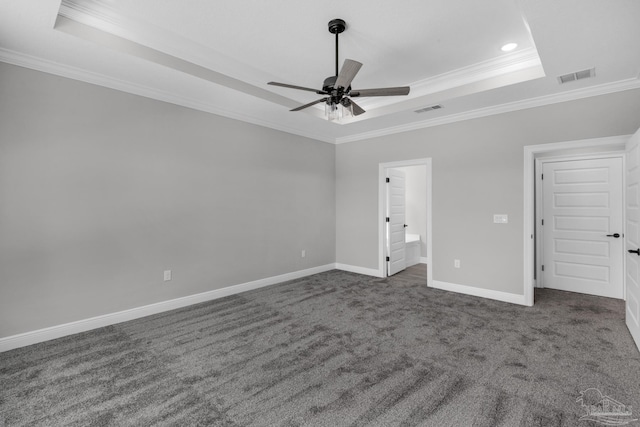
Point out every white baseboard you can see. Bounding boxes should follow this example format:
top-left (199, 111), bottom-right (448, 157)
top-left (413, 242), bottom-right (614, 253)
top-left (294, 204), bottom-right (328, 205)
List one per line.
top-left (334, 263), bottom-right (384, 278)
top-left (431, 280), bottom-right (527, 306)
top-left (0, 264), bottom-right (335, 353)
top-left (420, 257), bottom-right (428, 264)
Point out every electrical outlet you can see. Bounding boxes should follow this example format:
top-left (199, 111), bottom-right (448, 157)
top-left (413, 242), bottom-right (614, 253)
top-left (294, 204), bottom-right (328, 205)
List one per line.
top-left (301, 250), bottom-right (306, 258)
top-left (164, 270), bottom-right (172, 281)
top-left (454, 259), bottom-right (460, 268)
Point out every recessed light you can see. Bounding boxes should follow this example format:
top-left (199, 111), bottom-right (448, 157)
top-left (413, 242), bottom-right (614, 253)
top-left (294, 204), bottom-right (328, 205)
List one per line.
top-left (501, 43), bottom-right (518, 52)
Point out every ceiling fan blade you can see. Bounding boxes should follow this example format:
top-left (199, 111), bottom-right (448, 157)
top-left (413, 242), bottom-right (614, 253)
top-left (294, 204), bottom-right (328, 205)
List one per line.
top-left (268, 82), bottom-right (327, 94)
top-left (350, 87), bottom-right (410, 97)
top-left (334, 59), bottom-right (363, 90)
top-left (290, 98), bottom-right (329, 112)
top-left (347, 98), bottom-right (366, 116)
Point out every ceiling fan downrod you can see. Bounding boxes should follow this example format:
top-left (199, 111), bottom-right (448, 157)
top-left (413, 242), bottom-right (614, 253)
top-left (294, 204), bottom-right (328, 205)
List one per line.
top-left (328, 19), bottom-right (346, 77)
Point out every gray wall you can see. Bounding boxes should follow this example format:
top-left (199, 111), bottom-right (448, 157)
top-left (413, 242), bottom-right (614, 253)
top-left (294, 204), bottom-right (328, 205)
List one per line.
top-left (3, 59), bottom-right (640, 338)
top-left (336, 89), bottom-right (640, 295)
top-left (0, 63), bottom-right (336, 337)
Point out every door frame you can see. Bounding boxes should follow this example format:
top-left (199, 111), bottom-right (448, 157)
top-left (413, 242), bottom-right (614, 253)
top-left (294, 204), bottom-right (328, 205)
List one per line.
top-left (535, 154), bottom-right (625, 296)
top-left (378, 158), bottom-right (432, 284)
top-left (524, 135), bottom-right (629, 306)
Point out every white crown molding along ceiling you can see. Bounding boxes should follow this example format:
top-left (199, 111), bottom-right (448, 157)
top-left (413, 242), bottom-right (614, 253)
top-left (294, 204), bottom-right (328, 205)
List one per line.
top-left (0, 47), bottom-right (336, 144)
top-left (2, 0), bottom-right (640, 144)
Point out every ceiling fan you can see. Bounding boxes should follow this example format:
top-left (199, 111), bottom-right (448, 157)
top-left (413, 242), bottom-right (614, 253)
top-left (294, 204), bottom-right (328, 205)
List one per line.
top-left (268, 19), bottom-right (410, 119)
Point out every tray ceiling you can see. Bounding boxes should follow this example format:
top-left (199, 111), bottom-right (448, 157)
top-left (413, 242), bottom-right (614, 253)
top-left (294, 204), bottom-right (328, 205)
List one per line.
top-left (1, 0), bottom-right (639, 143)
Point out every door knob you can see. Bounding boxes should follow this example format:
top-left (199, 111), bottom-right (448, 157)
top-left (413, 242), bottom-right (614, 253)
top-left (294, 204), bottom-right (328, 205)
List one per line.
top-left (628, 249), bottom-right (640, 256)
top-left (606, 233), bottom-right (621, 238)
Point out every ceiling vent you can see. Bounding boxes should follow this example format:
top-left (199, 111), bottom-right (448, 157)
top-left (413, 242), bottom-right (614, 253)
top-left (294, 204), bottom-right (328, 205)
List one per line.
top-left (415, 104), bottom-right (443, 113)
top-left (557, 68), bottom-right (596, 84)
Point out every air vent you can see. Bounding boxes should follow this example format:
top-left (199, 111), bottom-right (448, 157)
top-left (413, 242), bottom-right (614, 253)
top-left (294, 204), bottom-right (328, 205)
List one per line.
top-left (415, 104), bottom-right (443, 113)
top-left (557, 68), bottom-right (596, 84)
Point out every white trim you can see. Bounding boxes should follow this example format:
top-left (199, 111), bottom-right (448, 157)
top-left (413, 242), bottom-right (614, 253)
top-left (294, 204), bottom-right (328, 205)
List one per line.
top-left (378, 159), bottom-right (433, 285)
top-left (524, 145), bottom-right (535, 306)
top-left (432, 281), bottom-right (527, 306)
top-left (535, 151), bottom-right (627, 163)
top-left (334, 263), bottom-right (384, 278)
top-left (352, 47), bottom-right (542, 112)
top-left (420, 257), bottom-right (428, 264)
top-left (0, 48), bottom-right (335, 144)
top-left (2, 45), bottom-right (638, 146)
top-left (335, 78), bottom-right (640, 144)
top-left (535, 161), bottom-right (544, 289)
top-left (523, 135), bottom-right (631, 307)
top-left (623, 153), bottom-right (627, 302)
top-left (58, 0), bottom-right (544, 126)
top-left (0, 264), bottom-right (335, 353)
top-left (378, 165), bottom-right (386, 278)
top-left (409, 48), bottom-right (540, 96)
top-left (526, 135), bottom-right (630, 154)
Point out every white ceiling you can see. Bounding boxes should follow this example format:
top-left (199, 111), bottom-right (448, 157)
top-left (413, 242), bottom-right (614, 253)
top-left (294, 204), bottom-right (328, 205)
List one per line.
top-left (1, 0), bottom-right (639, 143)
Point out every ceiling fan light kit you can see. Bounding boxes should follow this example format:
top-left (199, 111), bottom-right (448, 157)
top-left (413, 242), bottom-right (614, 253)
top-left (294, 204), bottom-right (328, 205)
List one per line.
top-left (268, 18), bottom-right (410, 122)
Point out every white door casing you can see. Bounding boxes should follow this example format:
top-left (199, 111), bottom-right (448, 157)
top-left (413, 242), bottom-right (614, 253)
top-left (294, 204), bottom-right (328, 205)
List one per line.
top-left (387, 169), bottom-right (406, 276)
top-left (525, 136), bottom-right (631, 308)
top-left (542, 158), bottom-right (624, 299)
top-left (625, 131), bottom-right (640, 351)
top-left (378, 158), bottom-right (432, 283)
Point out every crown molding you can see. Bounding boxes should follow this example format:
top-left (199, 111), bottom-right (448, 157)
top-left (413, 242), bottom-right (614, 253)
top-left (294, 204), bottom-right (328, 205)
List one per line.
top-left (410, 48), bottom-right (543, 98)
top-left (3, 46), bottom-right (638, 146)
top-left (58, 0), bottom-right (291, 95)
top-left (63, 0), bottom-right (542, 99)
top-left (335, 77), bottom-right (640, 144)
top-left (58, 0), bottom-right (546, 125)
top-left (413, 47), bottom-right (541, 93)
top-left (330, 48), bottom-right (543, 114)
top-left (59, 0), bottom-right (121, 29)
top-left (0, 48), bottom-right (334, 144)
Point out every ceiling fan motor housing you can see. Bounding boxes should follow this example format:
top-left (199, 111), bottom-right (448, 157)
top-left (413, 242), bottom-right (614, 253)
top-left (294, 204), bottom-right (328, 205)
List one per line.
top-left (323, 75), bottom-right (350, 104)
top-left (328, 19), bottom-right (346, 34)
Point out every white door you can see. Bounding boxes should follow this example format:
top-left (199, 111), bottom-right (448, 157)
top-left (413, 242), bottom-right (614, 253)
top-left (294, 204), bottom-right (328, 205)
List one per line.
top-left (625, 131), bottom-right (640, 351)
top-left (542, 158), bottom-right (623, 299)
top-left (387, 169), bottom-right (406, 276)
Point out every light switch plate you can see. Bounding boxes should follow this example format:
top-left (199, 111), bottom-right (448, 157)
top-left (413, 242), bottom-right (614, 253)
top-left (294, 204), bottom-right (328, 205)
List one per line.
top-left (493, 214), bottom-right (508, 224)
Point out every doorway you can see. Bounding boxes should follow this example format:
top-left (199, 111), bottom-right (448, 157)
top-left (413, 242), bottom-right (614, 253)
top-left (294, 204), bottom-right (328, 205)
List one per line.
top-left (378, 159), bottom-right (432, 285)
top-left (537, 156), bottom-right (624, 299)
top-left (524, 135), bottom-right (628, 306)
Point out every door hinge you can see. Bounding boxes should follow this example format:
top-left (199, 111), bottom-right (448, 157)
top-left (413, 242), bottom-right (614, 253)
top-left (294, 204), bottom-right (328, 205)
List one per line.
top-left (542, 265), bottom-right (545, 271)
top-left (386, 256), bottom-right (390, 262)
top-left (386, 217), bottom-right (390, 222)
top-left (386, 177), bottom-right (390, 183)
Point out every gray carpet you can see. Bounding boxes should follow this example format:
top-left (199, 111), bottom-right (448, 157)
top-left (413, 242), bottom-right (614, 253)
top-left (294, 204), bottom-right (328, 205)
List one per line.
top-left (1, 265), bottom-right (639, 426)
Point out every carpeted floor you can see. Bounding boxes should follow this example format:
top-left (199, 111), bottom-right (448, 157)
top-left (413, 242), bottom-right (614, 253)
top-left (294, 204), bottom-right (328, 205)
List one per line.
top-left (1, 265), bottom-right (639, 426)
